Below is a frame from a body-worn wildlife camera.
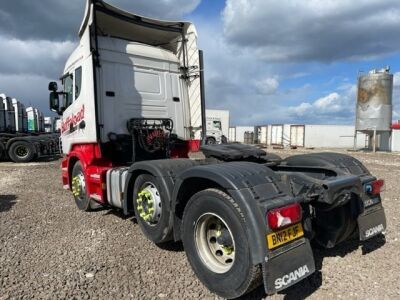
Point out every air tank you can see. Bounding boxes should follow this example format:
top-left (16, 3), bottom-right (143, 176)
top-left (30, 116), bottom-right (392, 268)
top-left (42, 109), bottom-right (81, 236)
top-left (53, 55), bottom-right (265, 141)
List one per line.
top-left (356, 67), bottom-right (393, 131)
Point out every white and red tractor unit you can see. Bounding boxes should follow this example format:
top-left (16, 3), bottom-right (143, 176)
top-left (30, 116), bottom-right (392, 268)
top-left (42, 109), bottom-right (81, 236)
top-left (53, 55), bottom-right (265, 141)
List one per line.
top-left (49, 1), bottom-right (387, 298)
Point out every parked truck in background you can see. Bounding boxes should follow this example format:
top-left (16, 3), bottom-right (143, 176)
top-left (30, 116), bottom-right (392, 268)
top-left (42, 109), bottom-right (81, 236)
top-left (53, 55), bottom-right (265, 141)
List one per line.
top-left (0, 94), bottom-right (59, 162)
top-left (49, 1), bottom-right (387, 298)
top-left (205, 116), bottom-right (226, 144)
top-left (44, 117), bottom-right (61, 133)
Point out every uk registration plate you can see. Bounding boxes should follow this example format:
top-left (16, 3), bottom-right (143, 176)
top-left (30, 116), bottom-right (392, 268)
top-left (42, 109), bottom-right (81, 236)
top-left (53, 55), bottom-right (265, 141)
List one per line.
top-left (267, 223), bottom-right (304, 249)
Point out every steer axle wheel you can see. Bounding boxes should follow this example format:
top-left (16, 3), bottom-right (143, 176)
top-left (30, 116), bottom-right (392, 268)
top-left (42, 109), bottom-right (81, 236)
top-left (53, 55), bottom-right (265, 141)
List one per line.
top-left (205, 137), bottom-right (216, 145)
top-left (182, 188), bottom-right (262, 299)
top-left (71, 161), bottom-right (92, 211)
top-left (133, 174), bottom-right (173, 244)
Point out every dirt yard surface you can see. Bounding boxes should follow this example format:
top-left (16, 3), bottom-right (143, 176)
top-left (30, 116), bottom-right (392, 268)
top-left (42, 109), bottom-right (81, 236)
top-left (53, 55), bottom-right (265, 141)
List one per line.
top-left (0, 149), bottom-right (399, 299)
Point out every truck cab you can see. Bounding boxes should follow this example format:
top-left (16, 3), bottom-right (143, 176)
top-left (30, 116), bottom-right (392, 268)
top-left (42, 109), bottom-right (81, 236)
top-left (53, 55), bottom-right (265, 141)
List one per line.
top-left (205, 116), bottom-right (224, 144)
top-left (49, 0), bottom-right (206, 194)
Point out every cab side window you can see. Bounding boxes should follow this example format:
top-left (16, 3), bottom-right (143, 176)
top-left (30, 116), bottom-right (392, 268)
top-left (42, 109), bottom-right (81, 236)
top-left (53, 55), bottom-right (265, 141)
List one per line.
top-left (74, 67), bottom-right (82, 100)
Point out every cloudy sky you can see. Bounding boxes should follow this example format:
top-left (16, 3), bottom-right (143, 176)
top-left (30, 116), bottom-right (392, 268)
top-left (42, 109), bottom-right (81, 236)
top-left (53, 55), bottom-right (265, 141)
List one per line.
top-left (1, 0), bottom-right (399, 125)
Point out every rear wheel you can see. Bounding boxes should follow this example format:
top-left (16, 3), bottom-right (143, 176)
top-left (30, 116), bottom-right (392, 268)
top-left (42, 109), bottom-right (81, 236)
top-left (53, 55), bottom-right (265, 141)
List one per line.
top-left (8, 141), bottom-right (35, 163)
top-left (206, 137), bottom-right (216, 145)
top-left (182, 188), bottom-right (262, 299)
top-left (71, 161), bottom-right (92, 211)
top-left (133, 174), bottom-right (173, 244)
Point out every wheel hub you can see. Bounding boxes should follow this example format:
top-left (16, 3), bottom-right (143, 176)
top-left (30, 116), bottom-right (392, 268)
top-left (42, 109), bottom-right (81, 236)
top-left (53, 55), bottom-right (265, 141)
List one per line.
top-left (195, 213), bottom-right (235, 273)
top-left (136, 183), bottom-right (162, 225)
top-left (72, 173), bottom-right (86, 198)
top-left (16, 146), bottom-right (28, 158)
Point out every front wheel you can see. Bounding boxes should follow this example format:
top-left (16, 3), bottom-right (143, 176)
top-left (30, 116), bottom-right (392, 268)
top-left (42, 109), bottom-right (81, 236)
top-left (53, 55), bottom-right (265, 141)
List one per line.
top-left (182, 188), bottom-right (262, 299)
top-left (71, 161), bottom-right (92, 211)
top-left (205, 137), bottom-right (216, 145)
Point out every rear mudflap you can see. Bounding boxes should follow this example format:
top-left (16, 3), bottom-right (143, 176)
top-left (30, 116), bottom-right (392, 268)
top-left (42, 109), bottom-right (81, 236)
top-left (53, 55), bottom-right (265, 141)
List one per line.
top-left (358, 203), bottom-right (386, 241)
top-left (263, 238), bottom-right (315, 295)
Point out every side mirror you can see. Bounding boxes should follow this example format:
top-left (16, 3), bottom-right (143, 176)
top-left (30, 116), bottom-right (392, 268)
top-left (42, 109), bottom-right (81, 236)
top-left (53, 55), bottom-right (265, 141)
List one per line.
top-left (48, 81), bottom-right (58, 92)
top-left (49, 91), bottom-right (63, 115)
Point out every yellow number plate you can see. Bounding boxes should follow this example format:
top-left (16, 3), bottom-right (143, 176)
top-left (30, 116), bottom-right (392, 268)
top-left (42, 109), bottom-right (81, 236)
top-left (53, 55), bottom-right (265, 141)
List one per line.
top-left (267, 223), bottom-right (304, 249)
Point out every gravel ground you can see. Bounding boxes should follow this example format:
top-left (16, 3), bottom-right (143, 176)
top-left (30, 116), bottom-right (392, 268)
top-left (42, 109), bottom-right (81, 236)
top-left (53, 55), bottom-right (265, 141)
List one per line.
top-left (0, 149), bottom-right (399, 299)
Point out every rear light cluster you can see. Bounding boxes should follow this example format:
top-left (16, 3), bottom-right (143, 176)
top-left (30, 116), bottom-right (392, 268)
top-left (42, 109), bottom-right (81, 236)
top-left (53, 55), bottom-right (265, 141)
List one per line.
top-left (365, 179), bottom-right (385, 195)
top-left (267, 203), bottom-right (302, 230)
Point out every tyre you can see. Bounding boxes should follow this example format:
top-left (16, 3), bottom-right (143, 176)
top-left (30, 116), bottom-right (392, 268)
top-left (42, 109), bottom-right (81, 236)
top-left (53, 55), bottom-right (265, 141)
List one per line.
top-left (206, 137), bottom-right (216, 145)
top-left (221, 135), bottom-right (228, 144)
top-left (0, 142), bottom-right (4, 160)
top-left (133, 174), bottom-right (173, 244)
top-left (71, 161), bottom-right (92, 211)
top-left (8, 141), bottom-right (35, 163)
top-left (182, 188), bottom-right (262, 299)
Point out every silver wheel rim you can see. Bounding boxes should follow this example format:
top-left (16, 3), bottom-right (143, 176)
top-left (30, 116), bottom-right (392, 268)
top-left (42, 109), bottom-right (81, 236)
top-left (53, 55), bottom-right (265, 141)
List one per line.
top-left (72, 172), bottom-right (86, 200)
top-left (195, 213), bottom-right (235, 274)
top-left (136, 182), bottom-right (162, 225)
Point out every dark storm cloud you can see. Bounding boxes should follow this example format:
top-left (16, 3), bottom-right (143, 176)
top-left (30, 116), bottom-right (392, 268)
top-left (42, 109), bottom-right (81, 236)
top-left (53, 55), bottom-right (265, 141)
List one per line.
top-left (0, 37), bottom-right (75, 77)
top-left (223, 0), bottom-right (400, 62)
top-left (0, 0), bottom-right (83, 41)
top-left (0, 0), bottom-right (200, 41)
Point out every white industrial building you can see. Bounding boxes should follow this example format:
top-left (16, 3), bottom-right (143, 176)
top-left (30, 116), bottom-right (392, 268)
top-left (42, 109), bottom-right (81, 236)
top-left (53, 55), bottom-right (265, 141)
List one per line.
top-left (205, 109), bottom-right (230, 137)
top-left (228, 124), bottom-right (394, 150)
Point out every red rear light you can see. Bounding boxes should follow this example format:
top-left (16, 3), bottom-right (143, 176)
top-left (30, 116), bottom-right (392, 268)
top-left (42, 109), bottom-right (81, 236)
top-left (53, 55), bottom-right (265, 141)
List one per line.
top-left (267, 203), bottom-right (302, 230)
top-left (371, 179), bottom-right (385, 195)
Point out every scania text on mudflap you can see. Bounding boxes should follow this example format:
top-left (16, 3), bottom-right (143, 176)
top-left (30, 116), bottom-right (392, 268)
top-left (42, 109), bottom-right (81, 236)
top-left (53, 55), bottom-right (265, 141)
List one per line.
top-left (49, 1), bottom-right (387, 298)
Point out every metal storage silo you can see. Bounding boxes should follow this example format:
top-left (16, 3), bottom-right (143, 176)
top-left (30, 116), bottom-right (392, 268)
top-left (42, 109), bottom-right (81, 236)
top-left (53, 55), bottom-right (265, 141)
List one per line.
top-left (356, 67), bottom-right (393, 132)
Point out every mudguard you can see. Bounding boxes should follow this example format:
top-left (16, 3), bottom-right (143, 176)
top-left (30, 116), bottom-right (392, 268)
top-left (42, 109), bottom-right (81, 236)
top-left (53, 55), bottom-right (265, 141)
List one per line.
top-left (283, 152), bottom-right (387, 237)
top-left (122, 158), bottom-right (199, 215)
top-left (173, 161), bottom-right (316, 294)
top-left (283, 152), bottom-right (370, 176)
top-left (173, 162), bottom-right (295, 264)
top-left (6, 136), bottom-right (38, 152)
